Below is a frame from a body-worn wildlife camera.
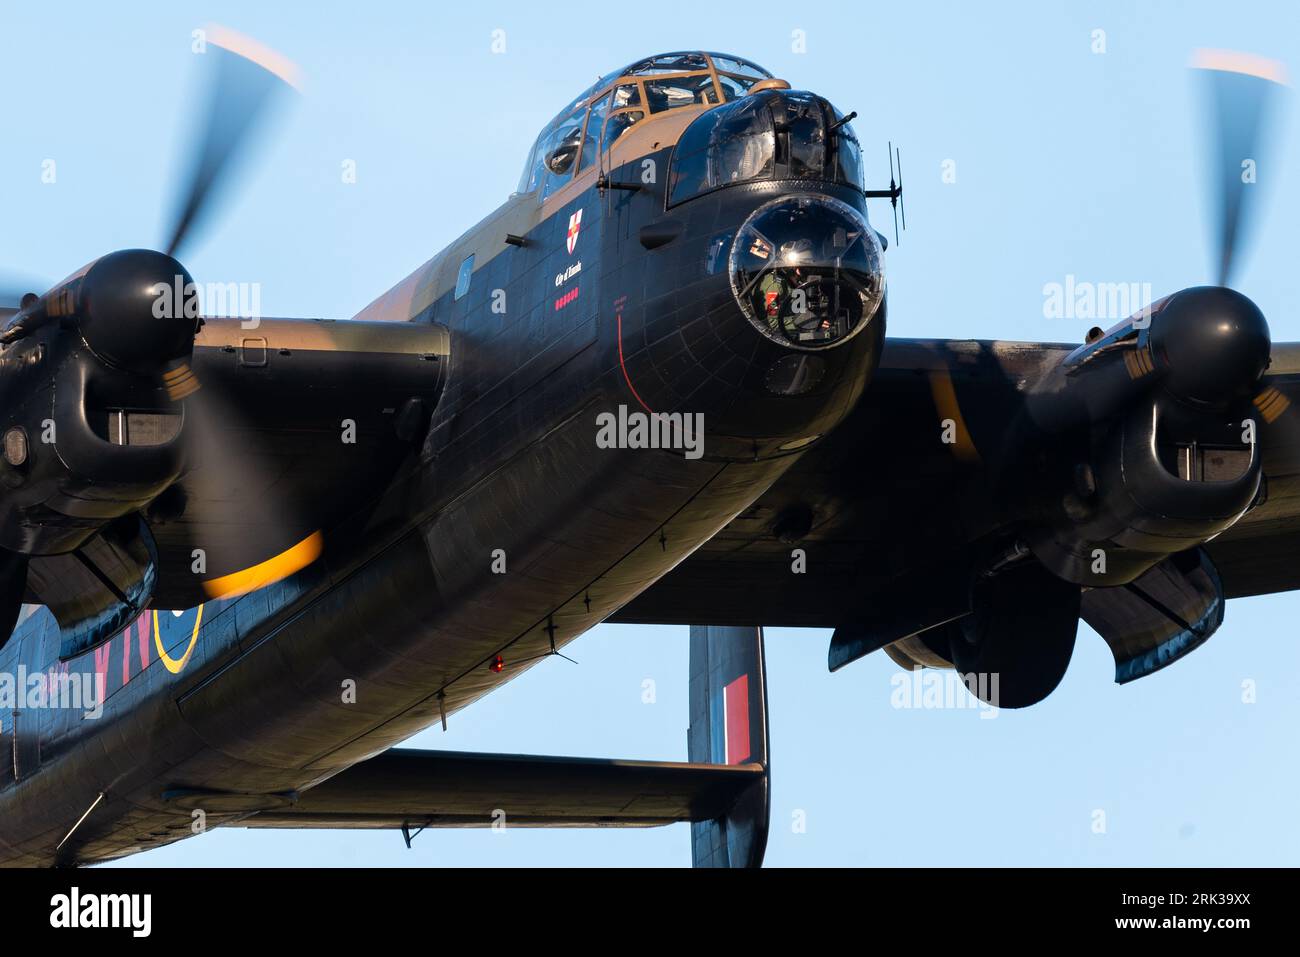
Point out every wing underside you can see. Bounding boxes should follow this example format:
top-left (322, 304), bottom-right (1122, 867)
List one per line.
top-left (611, 337), bottom-right (1300, 678)
top-left (234, 748), bottom-right (765, 829)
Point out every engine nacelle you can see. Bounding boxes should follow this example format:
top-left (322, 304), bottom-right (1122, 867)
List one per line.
top-left (1018, 286), bottom-right (1269, 586)
top-left (1027, 396), bottom-right (1260, 585)
top-left (0, 249), bottom-right (199, 557)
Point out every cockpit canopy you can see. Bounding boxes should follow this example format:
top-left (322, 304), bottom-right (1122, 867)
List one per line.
top-left (518, 52), bottom-right (773, 199)
top-left (667, 90), bottom-right (863, 206)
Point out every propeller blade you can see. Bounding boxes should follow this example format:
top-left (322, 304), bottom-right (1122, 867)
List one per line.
top-left (1192, 49), bottom-right (1289, 287)
top-left (174, 383), bottom-right (322, 599)
top-left (200, 530), bottom-right (323, 600)
top-left (164, 24), bottom-right (301, 259)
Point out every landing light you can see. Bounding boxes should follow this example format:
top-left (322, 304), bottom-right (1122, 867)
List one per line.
top-left (2, 427), bottom-right (27, 467)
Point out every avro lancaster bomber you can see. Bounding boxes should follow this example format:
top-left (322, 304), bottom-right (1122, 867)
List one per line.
top-left (0, 37), bottom-right (1293, 867)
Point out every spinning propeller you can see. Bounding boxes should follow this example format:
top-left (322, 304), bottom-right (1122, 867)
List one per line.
top-left (1091, 49), bottom-right (1289, 416)
top-left (1195, 49), bottom-right (1288, 289)
top-left (1141, 50), bottom-right (1290, 420)
top-left (1020, 49), bottom-right (1291, 433)
top-left (0, 24), bottom-right (314, 632)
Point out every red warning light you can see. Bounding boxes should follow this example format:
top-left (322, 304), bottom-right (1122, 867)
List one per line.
top-left (489, 654), bottom-right (504, 673)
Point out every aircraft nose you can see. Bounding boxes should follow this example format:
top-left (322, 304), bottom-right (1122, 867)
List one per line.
top-left (728, 194), bottom-right (883, 350)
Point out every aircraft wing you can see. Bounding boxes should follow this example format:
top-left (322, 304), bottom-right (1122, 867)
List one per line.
top-left (613, 337), bottom-right (1073, 630)
top-left (236, 747), bottom-right (765, 828)
top-left (1193, 342), bottom-right (1300, 599)
top-left (19, 316), bottom-right (448, 656)
top-left (611, 337), bottom-right (1300, 683)
top-left (153, 316), bottom-right (444, 609)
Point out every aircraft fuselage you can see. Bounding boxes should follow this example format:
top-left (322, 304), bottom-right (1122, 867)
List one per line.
top-left (0, 93), bottom-right (883, 865)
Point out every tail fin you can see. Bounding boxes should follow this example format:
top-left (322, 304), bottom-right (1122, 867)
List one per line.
top-left (687, 625), bottom-right (771, 868)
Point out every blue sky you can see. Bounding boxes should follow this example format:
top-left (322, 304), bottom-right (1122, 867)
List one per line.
top-left (3, 0), bottom-right (1299, 866)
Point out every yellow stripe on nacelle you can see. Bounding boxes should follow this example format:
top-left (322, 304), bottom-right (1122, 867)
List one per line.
top-left (1254, 387), bottom-right (1291, 424)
